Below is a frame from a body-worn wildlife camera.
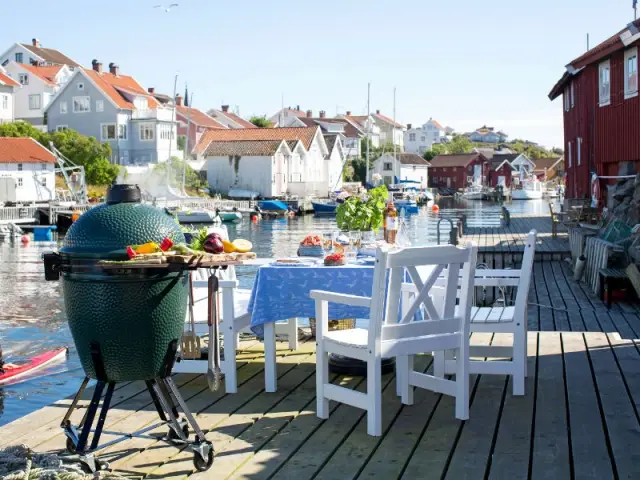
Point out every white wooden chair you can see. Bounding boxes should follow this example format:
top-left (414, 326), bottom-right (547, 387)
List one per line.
top-left (428, 230), bottom-right (536, 396)
top-left (311, 242), bottom-right (477, 437)
top-left (173, 226), bottom-right (298, 393)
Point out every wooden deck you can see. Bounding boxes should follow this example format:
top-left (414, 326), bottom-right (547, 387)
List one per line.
top-left (2, 257), bottom-right (640, 479)
top-left (463, 213), bottom-right (570, 260)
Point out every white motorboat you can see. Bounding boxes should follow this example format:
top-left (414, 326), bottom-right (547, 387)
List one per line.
top-left (512, 179), bottom-right (543, 200)
top-left (462, 186), bottom-right (484, 200)
top-left (176, 209), bottom-right (220, 224)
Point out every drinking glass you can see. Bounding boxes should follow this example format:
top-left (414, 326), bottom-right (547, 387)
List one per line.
top-left (322, 231), bottom-right (335, 255)
top-left (346, 231), bottom-right (361, 263)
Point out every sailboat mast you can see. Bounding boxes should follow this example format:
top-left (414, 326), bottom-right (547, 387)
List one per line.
top-left (393, 87), bottom-right (397, 163)
top-left (183, 92), bottom-right (194, 195)
top-left (366, 82), bottom-right (371, 186)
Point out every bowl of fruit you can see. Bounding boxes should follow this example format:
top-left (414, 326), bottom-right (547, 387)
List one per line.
top-left (298, 235), bottom-right (324, 257)
top-left (324, 252), bottom-right (346, 266)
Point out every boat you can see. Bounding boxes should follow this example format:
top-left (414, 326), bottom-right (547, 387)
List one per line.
top-left (312, 200), bottom-right (339, 215)
top-left (392, 192), bottom-right (419, 214)
top-left (218, 210), bottom-right (242, 222)
top-left (258, 200), bottom-right (290, 214)
top-left (0, 347), bottom-right (68, 386)
top-left (512, 179), bottom-right (544, 200)
top-left (176, 209), bottom-right (220, 224)
top-left (461, 186), bottom-right (484, 200)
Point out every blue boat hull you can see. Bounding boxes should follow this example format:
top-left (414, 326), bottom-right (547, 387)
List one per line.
top-left (312, 201), bottom-right (338, 215)
top-left (258, 200), bottom-right (289, 212)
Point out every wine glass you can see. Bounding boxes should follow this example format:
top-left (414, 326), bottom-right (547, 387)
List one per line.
top-left (322, 231), bottom-right (335, 255)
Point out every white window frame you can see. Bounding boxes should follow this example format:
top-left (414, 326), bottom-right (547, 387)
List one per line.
top-left (15, 52), bottom-right (22, 63)
top-left (568, 141), bottom-right (572, 168)
top-left (599, 60), bottom-right (611, 106)
top-left (56, 125), bottom-right (68, 132)
top-left (118, 124), bottom-right (127, 140)
top-left (60, 101), bottom-right (68, 114)
top-left (96, 100), bottom-right (104, 112)
top-left (139, 123), bottom-right (155, 141)
top-left (28, 94), bottom-right (41, 110)
top-left (570, 82), bottom-right (575, 108)
top-left (624, 47), bottom-right (638, 99)
top-left (577, 137), bottom-right (582, 166)
top-left (73, 96), bottom-right (90, 113)
top-left (18, 73), bottom-right (28, 85)
top-left (383, 162), bottom-right (393, 170)
top-left (101, 123), bottom-right (117, 141)
top-left (409, 133), bottom-right (416, 141)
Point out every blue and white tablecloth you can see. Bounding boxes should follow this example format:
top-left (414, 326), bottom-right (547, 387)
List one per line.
top-left (248, 262), bottom-right (375, 336)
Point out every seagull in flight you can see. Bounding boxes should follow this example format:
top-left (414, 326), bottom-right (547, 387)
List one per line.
top-left (154, 3), bottom-right (179, 12)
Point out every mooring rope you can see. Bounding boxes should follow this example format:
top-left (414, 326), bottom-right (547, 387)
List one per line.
top-left (0, 444), bottom-right (126, 479)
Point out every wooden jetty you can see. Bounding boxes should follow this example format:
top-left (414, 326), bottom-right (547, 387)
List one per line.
top-left (2, 257), bottom-right (640, 479)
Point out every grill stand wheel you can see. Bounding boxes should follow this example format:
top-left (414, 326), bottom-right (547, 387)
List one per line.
top-left (59, 340), bottom-right (215, 473)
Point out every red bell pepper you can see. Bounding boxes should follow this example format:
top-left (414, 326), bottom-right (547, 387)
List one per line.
top-left (126, 246), bottom-right (137, 259)
top-left (160, 237), bottom-right (174, 252)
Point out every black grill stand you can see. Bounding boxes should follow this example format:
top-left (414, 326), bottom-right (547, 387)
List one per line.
top-left (59, 340), bottom-right (214, 473)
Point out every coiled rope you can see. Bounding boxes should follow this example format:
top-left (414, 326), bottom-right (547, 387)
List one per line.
top-left (0, 445), bottom-right (126, 479)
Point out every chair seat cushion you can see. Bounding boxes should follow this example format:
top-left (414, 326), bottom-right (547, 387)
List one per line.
top-left (190, 287), bottom-right (251, 323)
top-left (324, 328), bottom-right (368, 348)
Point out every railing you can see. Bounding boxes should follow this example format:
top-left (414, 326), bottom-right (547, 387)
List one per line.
top-left (131, 109), bottom-right (174, 121)
top-left (0, 206), bottom-right (38, 223)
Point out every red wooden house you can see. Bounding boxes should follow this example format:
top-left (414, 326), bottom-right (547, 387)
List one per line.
top-left (174, 95), bottom-right (227, 155)
top-left (549, 19), bottom-right (640, 199)
top-left (429, 152), bottom-right (489, 190)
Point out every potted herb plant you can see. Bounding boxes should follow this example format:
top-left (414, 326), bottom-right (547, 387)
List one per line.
top-left (336, 185), bottom-right (388, 233)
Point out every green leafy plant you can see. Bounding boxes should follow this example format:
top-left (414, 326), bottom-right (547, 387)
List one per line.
top-left (188, 226), bottom-right (210, 251)
top-left (336, 185), bottom-right (388, 232)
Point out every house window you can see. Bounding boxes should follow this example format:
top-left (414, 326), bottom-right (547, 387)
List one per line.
top-left (18, 74), bottom-right (28, 85)
top-left (28, 94), bottom-right (41, 110)
top-left (96, 100), bottom-right (104, 112)
top-left (625, 47), bottom-right (638, 99)
top-left (17, 163), bottom-right (22, 171)
top-left (570, 82), bottom-right (575, 108)
top-left (41, 163), bottom-right (47, 171)
top-left (56, 125), bottom-right (68, 132)
top-left (564, 86), bottom-right (570, 112)
top-left (383, 162), bottom-right (392, 170)
top-left (409, 133), bottom-right (416, 141)
top-left (101, 123), bottom-right (117, 140)
top-left (1, 95), bottom-right (7, 110)
top-left (15, 52), bottom-right (23, 63)
top-left (1, 60), bottom-right (8, 67)
top-left (17, 178), bottom-right (23, 187)
top-left (599, 60), bottom-right (610, 106)
top-left (77, 82), bottom-right (84, 91)
top-left (118, 124), bottom-right (127, 140)
top-left (159, 124), bottom-right (174, 140)
top-left (139, 123), bottom-right (154, 141)
top-left (60, 101), bottom-right (68, 114)
top-left (577, 137), bottom-right (582, 166)
top-left (42, 177), bottom-right (47, 187)
top-left (421, 136), bottom-right (426, 141)
top-left (73, 96), bottom-right (90, 112)
top-left (568, 141), bottom-right (572, 168)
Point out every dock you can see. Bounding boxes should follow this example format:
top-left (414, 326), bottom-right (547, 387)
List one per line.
top-left (2, 254), bottom-right (640, 479)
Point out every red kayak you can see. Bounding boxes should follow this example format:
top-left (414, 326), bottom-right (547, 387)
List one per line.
top-left (0, 348), bottom-right (68, 386)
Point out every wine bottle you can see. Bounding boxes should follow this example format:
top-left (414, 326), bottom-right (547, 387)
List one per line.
top-left (384, 197), bottom-right (398, 244)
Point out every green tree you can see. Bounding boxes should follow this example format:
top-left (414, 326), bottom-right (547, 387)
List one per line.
top-left (431, 143), bottom-right (448, 155)
top-left (177, 135), bottom-right (186, 151)
top-left (153, 156), bottom-right (206, 191)
top-left (447, 135), bottom-right (473, 154)
top-left (249, 116), bottom-right (271, 128)
top-left (423, 150), bottom-right (437, 162)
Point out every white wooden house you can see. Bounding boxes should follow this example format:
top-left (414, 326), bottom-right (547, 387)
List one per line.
top-left (0, 71), bottom-right (19, 124)
top-left (372, 152), bottom-right (430, 187)
top-left (0, 137), bottom-right (56, 203)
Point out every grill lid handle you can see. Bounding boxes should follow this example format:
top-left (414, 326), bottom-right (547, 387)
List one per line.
top-left (43, 252), bottom-right (61, 281)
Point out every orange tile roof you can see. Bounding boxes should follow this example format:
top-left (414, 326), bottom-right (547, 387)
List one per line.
top-left (0, 137), bottom-right (56, 163)
top-left (195, 126), bottom-right (319, 155)
top-left (18, 63), bottom-right (64, 85)
top-left (218, 110), bottom-right (255, 128)
top-left (0, 72), bottom-right (19, 86)
top-left (344, 115), bottom-right (368, 126)
top-left (83, 69), bottom-right (159, 110)
top-left (204, 140), bottom-right (285, 156)
top-left (429, 119), bottom-right (445, 131)
top-left (176, 105), bottom-right (226, 129)
top-left (374, 112), bottom-right (404, 128)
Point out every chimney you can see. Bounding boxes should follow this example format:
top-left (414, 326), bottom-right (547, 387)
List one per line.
top-left (376, 109), bottom-right (380, 114)
top-left (175, 95), bottom-right (183, 106)
top-left (108, 62), bottom-right (119, 76)
top-left (221, 104), bottom-right (229, 113)
top-left (148, 87), bottom-right (155, 94)
top-left (296, 105), bottom-right (300, 111)
top-left (91, 59), bottom-right (102, 73)
top-left (306, 110), bottom-right (313, 118)
top-left (407, 123), bottom-right (412, 130)
top-left (346, 111), bottom-right (352, 116)
top-left (32, 38), bottom-right (40, 48)
top-left (319, 110), bottom-right (326, 119)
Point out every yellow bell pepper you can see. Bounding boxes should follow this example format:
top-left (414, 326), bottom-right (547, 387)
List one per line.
top-left (135, 242), bottom-right (160, 254)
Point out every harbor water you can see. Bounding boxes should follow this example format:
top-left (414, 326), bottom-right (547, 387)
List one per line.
top-left (0, 197), bottom-right (549, 426)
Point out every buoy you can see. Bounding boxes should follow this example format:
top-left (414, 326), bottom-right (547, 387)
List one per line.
top-left (71, 210), bottom-right (81, 222)
top-left (21, 235), bottom-right (30, 245)
top-left (251, 214), bottom-right (258, 223)
top-left (289, 211), bottom-right (295, 217)
top-left (432, 204), bottom-right (440, 212)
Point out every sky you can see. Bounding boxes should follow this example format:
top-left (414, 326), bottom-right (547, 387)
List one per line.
top-left (1, 0), bottom-right (638, 149)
